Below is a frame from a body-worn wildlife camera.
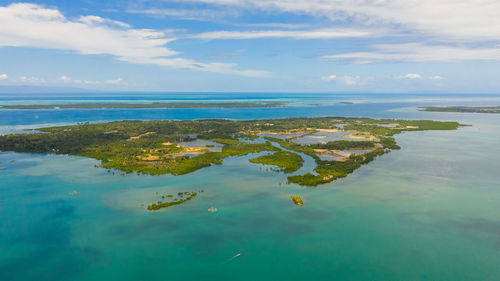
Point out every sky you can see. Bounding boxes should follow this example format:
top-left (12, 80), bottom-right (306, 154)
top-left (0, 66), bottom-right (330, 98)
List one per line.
top-left (0, 0), bottom-right (500, 93)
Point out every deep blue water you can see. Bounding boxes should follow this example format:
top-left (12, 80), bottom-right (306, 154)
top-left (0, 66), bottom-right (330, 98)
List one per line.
top-left (1, 92), bottom-right (499, 126)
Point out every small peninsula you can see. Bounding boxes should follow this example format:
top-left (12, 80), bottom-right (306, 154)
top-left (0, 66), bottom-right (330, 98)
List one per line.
top-left (420, 106), bottom-right (500, 114)
top-left (249, 151), bottom-right (304, 173)
top-left (0, 101), bottom-right (286, 110)
top-left (0, 117), bottom-right (461, 187)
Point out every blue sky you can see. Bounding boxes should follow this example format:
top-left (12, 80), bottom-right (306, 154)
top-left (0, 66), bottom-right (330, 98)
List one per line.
top-left (0, 0), bottom-right (500, 93)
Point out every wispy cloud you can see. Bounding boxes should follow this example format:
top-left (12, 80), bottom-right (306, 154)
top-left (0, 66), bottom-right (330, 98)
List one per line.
top-left (128, 8), bottom-right (234, 22)
top-left (206, 50), bottom-right (245, 60)
top-left (396, 73), bottom-right (445, 81)
top-left (232, 23), bottom-right (310, 29)
top-left (321, 74), bottom-right (337, 81)
top-left (18, 76), bottom-right (45, 84)
top-left (321, 74), bottom-right (363, 85)
top-left (338, 75), bottom-right (362, 86)
top-left (128, 7), bottom-right (308, 29)
top-left (59, 75), bottom-right (126, 85)
top-left (429, 75), bottom-right (444, 81)
top-left (322, 43), bottom-right (500, 63)
top-left (0, 74), bottom-right (8, 80)
top-left (183, 0), bottom-right (500, 42)
top-left (0, 3), bottom-right (266, 77)
top-left (192, 28), bottom-right (381, 40)
top-left (398, 73), bottom-right (422, 79)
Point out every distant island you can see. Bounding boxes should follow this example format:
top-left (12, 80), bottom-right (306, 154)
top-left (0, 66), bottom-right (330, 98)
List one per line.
top-left (0, 117), bottom-right (461, 188)
top-left (420, 106), bottom-right (500, 113)
top-left (0, 101), bottom-right (286, 109)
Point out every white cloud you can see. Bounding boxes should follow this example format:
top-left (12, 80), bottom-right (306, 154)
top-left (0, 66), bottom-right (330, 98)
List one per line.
top-left (0, 3), bottom-right (266, 77)
top-left (59, 75), bottom-right (126, 85)
top-left (398, 73), bottom-right (422, 79)
top-left (77, 15), bottom-right (131, 28)
top-left (322, 43), bottom-right (500, 63)
top-left (184, 0), bottom-right (500, 42)
top-left (396, 73), bottom-right (445, 81)
top-left (106, 78), bottom-right (125, 85)
top-left (429, 75), bottom-right (444, 80)
top-left (59, 75), bottom-right (71, 83)
top-left (321, 74), bottom-right (337, 81)
top-left (18, 76), bottom-right (45, 84)
top-left (192, 28), bottom-right (380, 40)
top-left (338, 75), bottom-right (361, 86)
top-left (0, 73), bottom-right (7, 80)
top-left (322, 74), bottom-right (362, 85)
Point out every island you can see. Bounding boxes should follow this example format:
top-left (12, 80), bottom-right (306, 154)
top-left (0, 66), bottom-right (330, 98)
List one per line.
top-left (420, 106), bottom-right (500, 114)
top-left (0, 117), bottom-right (461, 187)
top-left (0, 101), bottom-right (286, 110)
top-left (147, 191), bottom-right (200, 211)
top-left (290, 195), bottom-right (304, 206)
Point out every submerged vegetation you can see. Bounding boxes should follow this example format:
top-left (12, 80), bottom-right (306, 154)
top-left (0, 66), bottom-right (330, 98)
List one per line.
top-left (0, 117), bottom-right (461, 186)
top-left (249, 151), bottom-right (303, 173)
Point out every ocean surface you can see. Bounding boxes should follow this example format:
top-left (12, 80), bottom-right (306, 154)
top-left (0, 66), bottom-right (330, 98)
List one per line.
top-left (1, 93), bottom-right (500, 281)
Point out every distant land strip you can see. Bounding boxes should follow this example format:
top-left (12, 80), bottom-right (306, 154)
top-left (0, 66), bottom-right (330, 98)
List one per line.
top-left (0, 101), bottom-right (287, 109)
top-left (420, 106), bottom-right (500, 113)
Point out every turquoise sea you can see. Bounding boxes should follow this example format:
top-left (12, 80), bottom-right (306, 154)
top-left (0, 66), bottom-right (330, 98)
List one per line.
top-left (1, 93), bottom-right (500, 281)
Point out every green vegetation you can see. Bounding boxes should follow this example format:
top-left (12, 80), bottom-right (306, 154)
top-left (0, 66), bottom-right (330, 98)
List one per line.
top-left (342, 119), bottom-right (460, 136)
top-left (379, 137), bottom-right (400, 150)
top-left (0, 102), bottom-right (286, 109)
top-left (249, 151), bottom-right (303, 173)
top-left (309, 140), bottom-right (375, 150)
top-left (290, 195), bottom-right (303, 206)
top-left (167, 141), bottom-right (279, 176)
top-left (288, 148), bottom-right (387, 186)
top-left (147, 191), bottom-right (198, 211)
top-left (264, 119), bottom-right (459, 186)
top-left (264, 136), bottom-right (319, 160)
top-left (420, 106), bottom-right (500, 114)
top-left (0, 117), bottom-right (461, 186)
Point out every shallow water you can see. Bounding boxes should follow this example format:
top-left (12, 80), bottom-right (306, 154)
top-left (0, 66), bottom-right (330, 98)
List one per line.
top-left (1, 93), bottom-right (500, 281)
